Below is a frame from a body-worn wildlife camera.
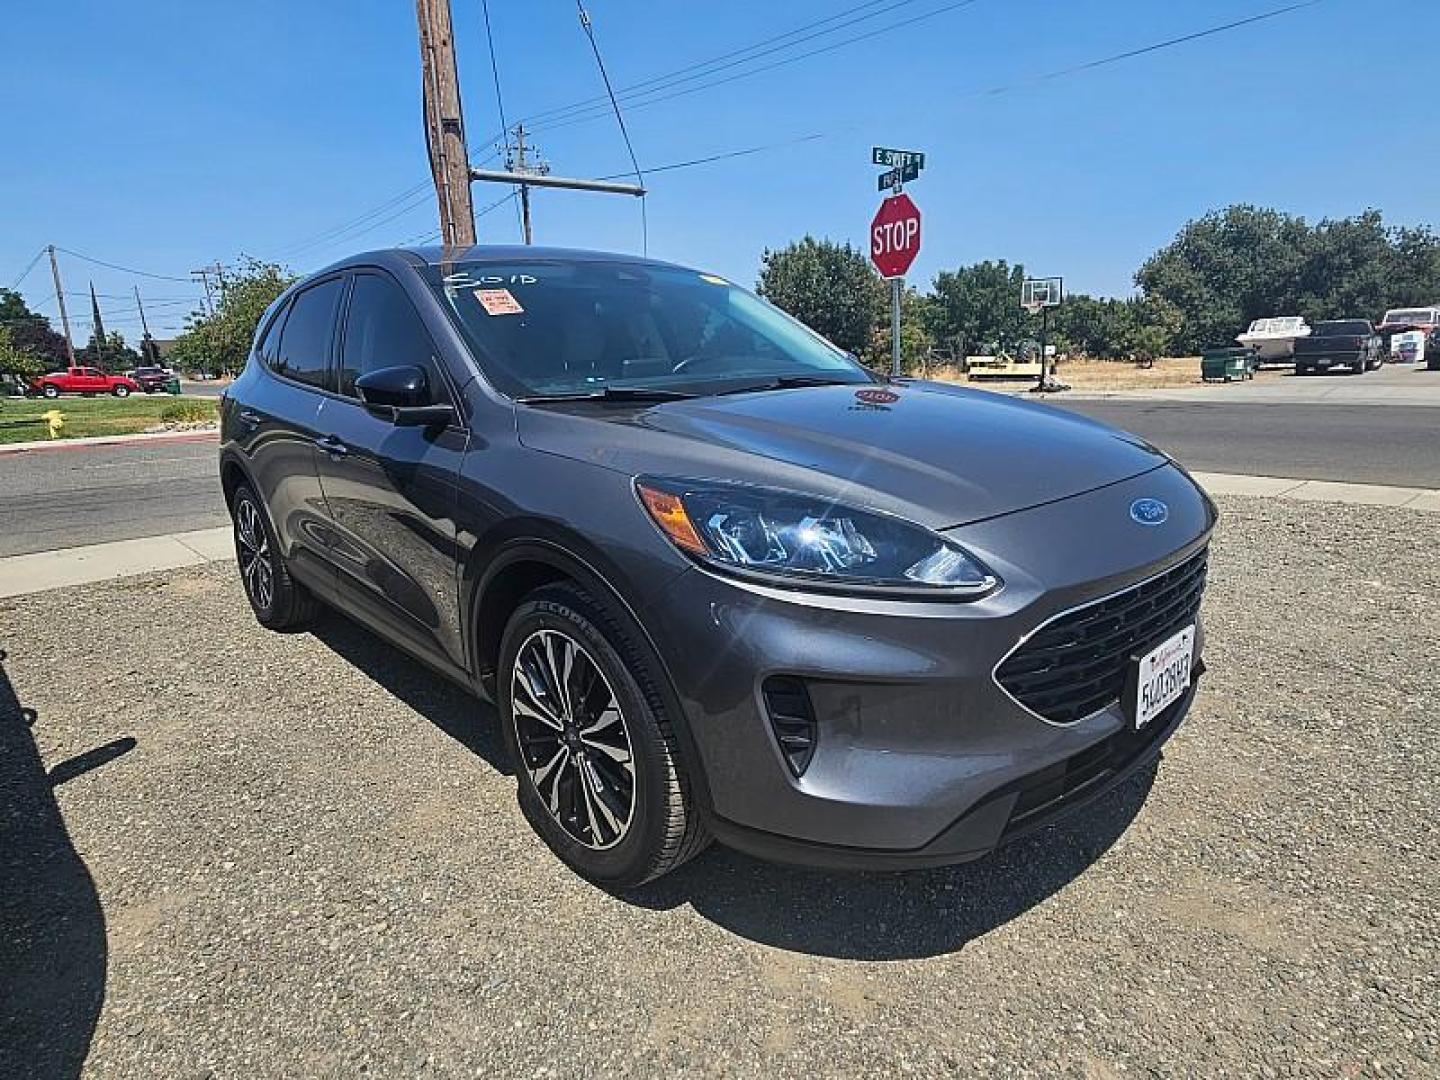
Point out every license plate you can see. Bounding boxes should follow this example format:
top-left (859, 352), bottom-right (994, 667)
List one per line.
top-left (1132, 624), bottom-right (1195, 729)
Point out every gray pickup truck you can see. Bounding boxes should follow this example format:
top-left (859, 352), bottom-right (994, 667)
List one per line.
top-left (1293, 319), bottom-right (1383, 375)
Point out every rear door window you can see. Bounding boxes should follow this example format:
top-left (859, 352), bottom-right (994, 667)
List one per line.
top-left (338, 272), bottom-right (448, 404)
top-left (272, 278), bottom-right (343, 390)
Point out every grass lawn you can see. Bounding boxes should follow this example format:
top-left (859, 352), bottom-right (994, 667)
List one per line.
top-left (0, 394), bottom-right (217, 444)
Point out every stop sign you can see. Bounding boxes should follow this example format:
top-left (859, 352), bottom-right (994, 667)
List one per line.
top-left (870, 192), bottom-right (921, 279)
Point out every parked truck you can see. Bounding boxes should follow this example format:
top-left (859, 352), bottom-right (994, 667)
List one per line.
top-left (1292, 320), bottom-right (1382, 376)
top-left (29, 366), bottom-right (142, 398)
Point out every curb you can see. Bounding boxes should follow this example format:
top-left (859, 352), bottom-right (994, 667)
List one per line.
top-left (0, 428), bottom-right (219, 457)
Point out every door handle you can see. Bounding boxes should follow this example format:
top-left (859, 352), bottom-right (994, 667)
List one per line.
top-left (238, 409), bottom-right (263, 425)
top-left (314, 435), bottom-right (348, 457)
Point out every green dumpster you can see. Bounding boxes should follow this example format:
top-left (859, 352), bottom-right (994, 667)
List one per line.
top-left (164, 376), bottom-right (182, 395)
top-left (1201, 347), bottom-right (1256, 383)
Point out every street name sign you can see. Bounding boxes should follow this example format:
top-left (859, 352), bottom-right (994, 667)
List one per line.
top-left (871, 146), bottom-right (926, 170)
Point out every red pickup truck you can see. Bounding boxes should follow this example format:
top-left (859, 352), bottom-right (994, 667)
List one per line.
top-left (30, 366), bottom-right (142, 398)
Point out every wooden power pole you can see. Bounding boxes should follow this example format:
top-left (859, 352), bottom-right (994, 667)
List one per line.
top-left (46, 245), bottom-right (76, 366)
top-left (416, 0), bottom-right (476, 247)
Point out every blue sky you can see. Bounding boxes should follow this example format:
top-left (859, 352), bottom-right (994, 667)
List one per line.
top-left (3, 0), bottom-right (1431, 339)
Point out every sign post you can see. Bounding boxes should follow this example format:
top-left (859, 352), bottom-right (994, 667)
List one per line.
top-left (869, 148), bottom-right (925, 377)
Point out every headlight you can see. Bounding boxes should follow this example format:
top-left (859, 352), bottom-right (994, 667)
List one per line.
top-left (635, 478), bottom-right (998, 597)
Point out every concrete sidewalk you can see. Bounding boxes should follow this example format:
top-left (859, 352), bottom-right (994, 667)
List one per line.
top-left (2, 471), bottom-right (1436, 600)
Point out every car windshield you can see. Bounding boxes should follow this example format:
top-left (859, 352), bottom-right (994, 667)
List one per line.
top-left (1313, 320), bottom-right (1370, 336)
top-left (424, 260), bottom-right (874, 399)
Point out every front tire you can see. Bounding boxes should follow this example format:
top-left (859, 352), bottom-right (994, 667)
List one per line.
top-left (230, 484), bottom-right (320, 631)
top-left (41, 384), bottom-right (59, 398)
top-left (498, 583), bottom-right (709, 888)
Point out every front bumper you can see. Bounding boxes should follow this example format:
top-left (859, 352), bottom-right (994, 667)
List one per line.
top-left (637, 464), bottom-right (1213, 869)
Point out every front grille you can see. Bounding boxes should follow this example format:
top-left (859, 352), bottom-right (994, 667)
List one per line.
top-left (995, 549), bottom-right (1208, 725)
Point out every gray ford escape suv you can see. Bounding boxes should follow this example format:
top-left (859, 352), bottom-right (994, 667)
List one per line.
top-left (219, 246), bottom-right (1214, 887)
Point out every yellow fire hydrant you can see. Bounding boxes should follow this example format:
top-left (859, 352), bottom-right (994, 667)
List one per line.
top-left (43, 409), bottom-right (64, 439)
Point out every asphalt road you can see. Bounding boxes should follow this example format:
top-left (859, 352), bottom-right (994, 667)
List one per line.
top-left (0, 438), bottom-right (228, 557)
top-left (1052, 400), bottom-right (1440, 489)
top-left (1, 392), bottom-right (1436, 557)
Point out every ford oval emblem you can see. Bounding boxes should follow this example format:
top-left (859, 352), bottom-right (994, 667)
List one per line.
top-left (855, 387), bottom-right (899, 405)
top-left (1129, 498), bottom-right (1169, 526)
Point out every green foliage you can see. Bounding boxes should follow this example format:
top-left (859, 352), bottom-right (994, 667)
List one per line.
top-left (923, 260), bottom-right (1037, 355)
top-left (1137, 206), bottom-right (1440, 352)
top-left (756, 237), bottom-right (887, 358)
top-left (0, 288), bottom-right (70, 367)
top-left (0, 324), bottom-right (46, 380)
top-left (76, 330), bottom-right (139, 373)
top-left (159, 398), bottom-right (217, 424)
top-left (169, 258), bottom-right (295, 374)
top-left (871, 287), bottom-right (936, 373)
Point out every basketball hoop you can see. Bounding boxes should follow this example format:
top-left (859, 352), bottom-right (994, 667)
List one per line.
top-left (1022, 301), bottom-right (1043, 317)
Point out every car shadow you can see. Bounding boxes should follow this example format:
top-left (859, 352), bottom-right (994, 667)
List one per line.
top-left (309, 616), bottom-right (512, 777)
top-left (625, 763), bottom-right (1158, 961)
top-left (0, 649), bottom-right (116, 1079)
top-left (305, 613), bottom-right (1155, 960)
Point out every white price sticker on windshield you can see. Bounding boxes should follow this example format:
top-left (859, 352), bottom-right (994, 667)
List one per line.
top-left (476, 288), bottom-right (523, 316)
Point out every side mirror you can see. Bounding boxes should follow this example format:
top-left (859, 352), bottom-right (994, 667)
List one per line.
top-left (354, 365), bottom-right (454, 427)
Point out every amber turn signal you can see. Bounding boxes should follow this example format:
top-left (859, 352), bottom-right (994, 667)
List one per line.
top-left (636, 482), bottom-right (707, 555)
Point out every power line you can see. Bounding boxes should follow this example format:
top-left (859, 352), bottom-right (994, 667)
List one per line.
top-left (532, 0), bottom-right (983, 136)
top-left (270, 4), bottom-right (915, 262)
top-left (576, 2), bottom-right (648, 254)
top-left (501, 0), bottom-right (917, 135)
top-left (53, 246), bottom-right (194, 283)
top-left (9, 248), bottom-right (46, 291)
top-left (988, 0), bottom-right (1325, 93)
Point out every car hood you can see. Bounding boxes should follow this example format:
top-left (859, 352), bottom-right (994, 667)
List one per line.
top-left (514, 381), bottom-right (1169, 529)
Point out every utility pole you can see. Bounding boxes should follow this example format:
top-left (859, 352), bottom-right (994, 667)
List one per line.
top-left (514, 124), bottom-right (533, 245)
top-left (133, 285), bottom-right (151, 339)
top-left (507, 124), bottom-right (552, 245)
top-left (191, 262), bottom-right (223, 316)
top-left (46, 245), bottom-right (76, 366)
top-left (416, 0), bottom-right (476, 247)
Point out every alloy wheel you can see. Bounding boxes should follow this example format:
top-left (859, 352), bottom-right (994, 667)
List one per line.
top-left (510, 629), bottom-right (637, 850)
top-left (235, 496), bottom-right (275, 612)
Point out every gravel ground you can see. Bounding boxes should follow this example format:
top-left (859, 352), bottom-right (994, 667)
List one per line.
top-left (2, 494), bottom-right (1435, 1078)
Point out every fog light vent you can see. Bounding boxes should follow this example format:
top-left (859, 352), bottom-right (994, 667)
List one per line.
top-left (762, 676), bottom-right (816, 777)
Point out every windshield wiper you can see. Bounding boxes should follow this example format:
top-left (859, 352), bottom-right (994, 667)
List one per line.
top-left (516, 386), bottom-right (699, 404)
top-left (717, 374), bottom-right (867, 395)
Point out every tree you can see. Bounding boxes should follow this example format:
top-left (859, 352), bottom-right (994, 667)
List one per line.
top-left (871, 287), bottom-right (936, 374)
top-left (0, 324), bottom-right (45, 380)
top-left (1117, 297), bottom-right (1183, 362)
top-left (924, 260), bottom-right (1034, 356)
top-left (76, 330), bottom-right (140, 373)
top-left (756, 237), bottom-right (887, 358)
top-left (1137, 205), bottom-right (1440, 352)
top-left (1050, 294), bottom-right (1131, 359)
top-left (168, 258), bottom-right (295, 374)
top-left (0, 288), bottom-right (70, 369)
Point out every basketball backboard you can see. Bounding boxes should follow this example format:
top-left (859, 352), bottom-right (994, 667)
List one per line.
top-left (1021, 277), bottom-right (1064, 311)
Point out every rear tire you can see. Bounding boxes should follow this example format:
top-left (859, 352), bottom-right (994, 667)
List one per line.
top-left (498, 582), bottom-right (709, 888)
top-left (230, 484), bottom-right (321, 631)
top-left (112, 384), bottom-right (130, 397)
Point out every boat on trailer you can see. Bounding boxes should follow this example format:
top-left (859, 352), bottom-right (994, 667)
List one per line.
top-left (1236, 316), bottom-right (1310, 362)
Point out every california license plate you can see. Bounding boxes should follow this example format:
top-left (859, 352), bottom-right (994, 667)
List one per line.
top-left (1132, 624), bottom-right (1195, 730)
